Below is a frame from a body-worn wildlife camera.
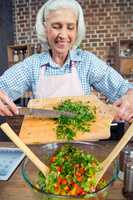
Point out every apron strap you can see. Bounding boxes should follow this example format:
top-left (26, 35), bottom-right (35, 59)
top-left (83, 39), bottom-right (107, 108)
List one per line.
top-left (70, 61), bottom-right (77, 68)
top-left (40, 61), bottom-right (77, 72)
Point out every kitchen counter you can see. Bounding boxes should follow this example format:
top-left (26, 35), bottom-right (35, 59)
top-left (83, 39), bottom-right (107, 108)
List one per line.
top-left (0, 141), bottom-right (126, 200)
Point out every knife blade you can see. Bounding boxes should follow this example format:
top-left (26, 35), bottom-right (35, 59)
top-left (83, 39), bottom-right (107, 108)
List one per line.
top-left (17, 107), bottom-right (75, 118)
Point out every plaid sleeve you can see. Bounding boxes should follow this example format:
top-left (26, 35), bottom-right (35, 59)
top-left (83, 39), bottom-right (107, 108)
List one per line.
top-left (88, 53), bottom-right (133, 102)
top-left (0, 58), bottom-right (33, 101)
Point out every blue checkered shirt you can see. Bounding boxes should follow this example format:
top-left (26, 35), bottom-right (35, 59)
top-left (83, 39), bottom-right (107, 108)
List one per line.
top-left (0, 49), bottom-right (133, 102)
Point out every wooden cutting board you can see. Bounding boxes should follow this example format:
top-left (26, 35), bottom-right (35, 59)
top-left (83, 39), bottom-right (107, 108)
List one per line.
top-left (19, 95), bottom-right (116, 144)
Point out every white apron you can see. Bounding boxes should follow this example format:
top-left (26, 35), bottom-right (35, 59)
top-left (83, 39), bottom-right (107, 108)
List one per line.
top-left (35, 61), bottom-right (84, 98)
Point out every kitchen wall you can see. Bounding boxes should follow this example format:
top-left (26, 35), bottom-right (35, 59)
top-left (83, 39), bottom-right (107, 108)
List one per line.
top-left (0, 0), bottom-right (14, 74)
top-left (12, 0), bottom-right (133, 62)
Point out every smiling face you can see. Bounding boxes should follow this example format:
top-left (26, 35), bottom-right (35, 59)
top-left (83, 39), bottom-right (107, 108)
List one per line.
top-left (45, 8), bottom-right (77, 58)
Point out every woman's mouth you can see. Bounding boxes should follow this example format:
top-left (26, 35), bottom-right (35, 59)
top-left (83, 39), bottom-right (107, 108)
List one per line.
top-left (55, 40), bottom-right (70, 48)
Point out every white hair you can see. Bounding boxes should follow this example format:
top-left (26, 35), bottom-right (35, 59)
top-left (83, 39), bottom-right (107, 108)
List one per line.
top-left (35, 0), bottom-right (86, 49)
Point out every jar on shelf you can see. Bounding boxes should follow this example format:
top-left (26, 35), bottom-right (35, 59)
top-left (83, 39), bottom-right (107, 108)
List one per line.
top-left (13, 50), bottom-right (19, 63)
top-left (19, 50), bottom-right (24, 61)
top-left (24, 49), bottom-right (28, 58)
top-left (36, 43), bottom-right (42, 53)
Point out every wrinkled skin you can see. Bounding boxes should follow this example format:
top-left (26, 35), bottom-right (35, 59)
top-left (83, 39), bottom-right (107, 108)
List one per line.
top-left (45, 8), bottom-right (77, 65)
top-left (113, 89), bottom-right (133, 122)
top-left (0, 90), bottom-right (18, 116)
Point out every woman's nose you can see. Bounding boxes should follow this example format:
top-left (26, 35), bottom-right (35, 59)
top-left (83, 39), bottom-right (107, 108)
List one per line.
top-left (58, 28), bottom-right (68, 39)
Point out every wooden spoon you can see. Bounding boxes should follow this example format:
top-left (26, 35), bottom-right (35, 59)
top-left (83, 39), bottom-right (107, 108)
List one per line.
top-left (0, 122), bottom-right (49, 176)
top-left (95, 122), bottom-right (133, 187)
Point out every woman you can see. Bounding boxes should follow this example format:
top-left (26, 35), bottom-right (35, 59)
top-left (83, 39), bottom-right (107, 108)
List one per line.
top-left (0, 0), bottom-right (133, 122)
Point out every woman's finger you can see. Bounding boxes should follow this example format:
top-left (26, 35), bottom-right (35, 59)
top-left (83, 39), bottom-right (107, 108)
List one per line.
top-left (0, 110), bottom-right (5, 116)
top-left (0, 90), bottom-right (18, 115)
top-left (0, 100), bottom-right (14, 116)
top-left (126, 114), bottom-right (133, 123)
top-left (113, 95), bottom-right (133, 122)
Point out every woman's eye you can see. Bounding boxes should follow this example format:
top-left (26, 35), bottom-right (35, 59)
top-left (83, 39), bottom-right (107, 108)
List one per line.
top-left (67, 25), bottom-right (75, 30)
top-left (53, 26), bottom-right (59, 29)
top-left (52, 24), bottom-right (61, 29)
top-left (68, 27), bottom-right (74, 30)
top-left (51, 24), bottom-right (75, 30)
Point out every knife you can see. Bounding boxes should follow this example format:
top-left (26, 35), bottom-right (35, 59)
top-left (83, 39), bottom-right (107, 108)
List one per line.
top-left (17, 107), bottom-right (75, 118)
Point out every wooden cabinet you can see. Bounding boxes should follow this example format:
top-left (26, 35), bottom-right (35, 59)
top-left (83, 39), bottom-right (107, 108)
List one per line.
top-left (7, 43), bottom-right (42, 66)
top-left (118, 57), bottom-right (133, 75)
top-left (7, 44), bottom-right (32, 66)
top-left (7, 44), bottom-right (34, 98)
top-left (114, 40), bottom-right (133, 76)
top-left (7, 43), bottom-right (42, 98)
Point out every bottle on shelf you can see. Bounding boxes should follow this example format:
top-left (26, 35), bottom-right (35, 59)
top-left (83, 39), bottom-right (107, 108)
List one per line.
top-left (23, 49), bottom-right (28, 58)
top-left (34, 44), bottom-right (38, 54)
top-left (30, 44), bottom-right (34, 55)
top-left (33, 43), bottom-right (42, 54)
top-left (19, 50), bottom-right (24, 61)
top-left (37, 43), bottom-right (42, 53)
top-left (13, 50), bottom-right (19, 63)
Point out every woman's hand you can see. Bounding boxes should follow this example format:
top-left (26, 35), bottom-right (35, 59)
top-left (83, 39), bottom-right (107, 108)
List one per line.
top-left (113, 89), bottom-right (133, 122)
top-left (0, 90), bottom-right (18, 116)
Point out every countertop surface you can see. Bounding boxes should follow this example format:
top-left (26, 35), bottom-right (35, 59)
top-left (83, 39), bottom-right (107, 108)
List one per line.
top-left (0, 141), bottom-right (126, 200)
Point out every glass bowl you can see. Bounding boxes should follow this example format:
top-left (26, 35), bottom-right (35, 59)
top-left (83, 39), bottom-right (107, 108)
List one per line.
top-left (21, 141), bottom-right (118, 200)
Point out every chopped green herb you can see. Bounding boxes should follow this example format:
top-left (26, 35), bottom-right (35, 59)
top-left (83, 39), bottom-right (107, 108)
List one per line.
top-left (54, 100), bottom-right (96, 140)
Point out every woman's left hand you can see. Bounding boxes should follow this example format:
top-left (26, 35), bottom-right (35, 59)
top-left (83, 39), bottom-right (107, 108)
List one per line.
top-left (113, 89), bottom-right (133, 122)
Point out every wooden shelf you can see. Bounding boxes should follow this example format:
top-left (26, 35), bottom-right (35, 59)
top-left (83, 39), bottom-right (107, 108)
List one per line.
top-left (7, 44), bottom-right (32, 66)
top-left (7, 44), bottom-right (33, 97)
top-left (114, 40), bottom-right (133, 76)
top-left (119, 58), bottom-right (133, 75)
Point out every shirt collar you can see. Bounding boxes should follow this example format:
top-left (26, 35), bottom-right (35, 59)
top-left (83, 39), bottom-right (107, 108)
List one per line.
top-left (69, 49), bottom-right (82, 62)
top-left (40, 49), bottom-right (82, 67)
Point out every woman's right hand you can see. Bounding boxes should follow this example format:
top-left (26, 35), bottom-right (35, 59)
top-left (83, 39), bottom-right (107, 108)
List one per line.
top-left (0, 90), bottom-right (18, 116)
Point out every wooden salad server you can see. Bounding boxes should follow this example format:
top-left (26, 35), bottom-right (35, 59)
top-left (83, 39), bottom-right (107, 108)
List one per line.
top-left (95, 122), bottom-right (133, 188)
top-left (0, 122), bottom-right (49, 176)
